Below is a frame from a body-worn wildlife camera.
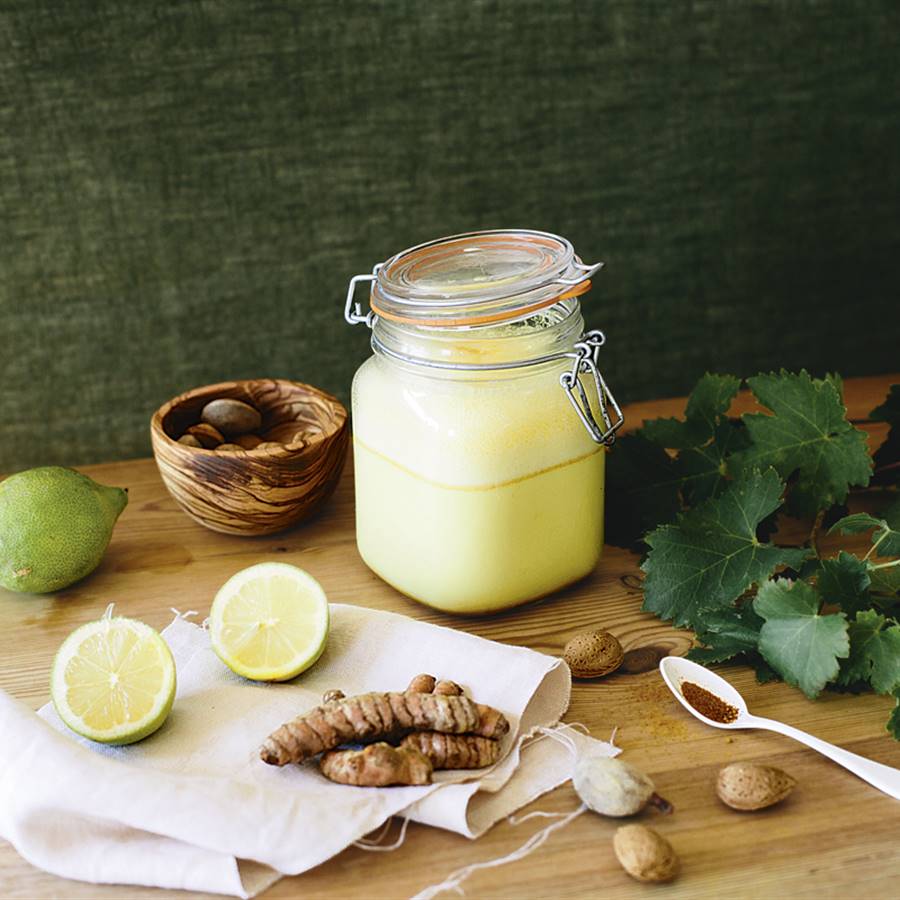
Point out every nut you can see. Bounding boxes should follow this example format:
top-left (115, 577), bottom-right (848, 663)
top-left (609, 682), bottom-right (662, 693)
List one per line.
top-left (186, 423), bottom-right (225, 448)
top-left (433, 679), bottom-right (463, 696)
top-left (716, 762), bottom-right (796, 811)
top-left (613, 825), bottom-right (679, 883)
top-left (574, 754), bottom-right (671, 817)
top-left (563, 630), bottom-right (624, 678)
top-left (216, 443), bottom-right (244, 452)
top-left (200, 398), bottom-right (262, 437)
top-left (235, 433), bottom-right (263, 450)
top-left (407, 673), bottom-right (436, 693)
top-left (177, 434), bottom-right (202, 448)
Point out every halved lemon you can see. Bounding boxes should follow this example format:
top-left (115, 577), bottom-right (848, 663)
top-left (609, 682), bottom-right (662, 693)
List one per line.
top-left (51, 614), bottom-right (176, 745)
top-left (209, 562), bottom-right (330, 682)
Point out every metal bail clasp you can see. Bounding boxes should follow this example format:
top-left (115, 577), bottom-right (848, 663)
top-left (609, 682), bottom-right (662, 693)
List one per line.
top-left (559, 330), bottom-right (624, 446)
top-left (344, 263), bottom-right (383, 327)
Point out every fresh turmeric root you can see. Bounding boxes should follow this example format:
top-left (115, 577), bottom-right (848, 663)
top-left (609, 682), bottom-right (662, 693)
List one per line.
top-left (406, 673), bottom-right (462, 696)
top-left (401, 731), bottom-right (502, 769)
top-left (407, 673), bottom-right (436, 693)
top-left (320, 742), bottom-right (433, 786)
top-left (260, 691), bottom-right (509, 766)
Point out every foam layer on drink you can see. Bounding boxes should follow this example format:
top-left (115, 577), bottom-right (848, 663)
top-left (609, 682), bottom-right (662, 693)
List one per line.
top-left (352, 351), bottom-right (606, 613)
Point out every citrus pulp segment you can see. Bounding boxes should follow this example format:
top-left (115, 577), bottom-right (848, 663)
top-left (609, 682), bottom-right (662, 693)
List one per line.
top-left (209, 562), bottom-right (330, 681)
top-left (50, 616), bottom-right (176, 745)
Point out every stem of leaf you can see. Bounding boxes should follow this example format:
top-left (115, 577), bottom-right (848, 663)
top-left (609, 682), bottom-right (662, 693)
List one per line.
top-left (871, 559), bottom-right (900, 571)
top-left (864, 530), bottom-right (888, 562)
top-left (809, 509), bottom-right (825, 559)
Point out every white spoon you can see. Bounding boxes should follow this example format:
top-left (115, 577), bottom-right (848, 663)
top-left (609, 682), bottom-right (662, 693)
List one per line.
top-left (659, 656), bottom-right (900, 800)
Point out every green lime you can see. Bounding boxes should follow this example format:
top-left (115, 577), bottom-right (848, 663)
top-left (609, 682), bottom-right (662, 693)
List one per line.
top-left (0, 466), bottom-right (127, 593)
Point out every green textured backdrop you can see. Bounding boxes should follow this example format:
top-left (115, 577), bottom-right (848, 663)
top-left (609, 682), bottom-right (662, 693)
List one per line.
top-left (1, 1), bottom-right (898, 472)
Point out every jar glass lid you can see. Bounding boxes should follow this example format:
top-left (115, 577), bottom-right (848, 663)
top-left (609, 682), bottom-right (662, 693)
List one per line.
top-left (369, 229), bottom-right (601, 327)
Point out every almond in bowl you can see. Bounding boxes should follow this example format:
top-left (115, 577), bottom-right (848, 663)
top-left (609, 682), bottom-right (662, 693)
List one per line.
top-left (150, 379), bottom-right (348, 535)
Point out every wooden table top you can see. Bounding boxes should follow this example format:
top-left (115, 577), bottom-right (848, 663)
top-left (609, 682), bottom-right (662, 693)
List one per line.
top-left (2, 373), bottom-right (899, 899)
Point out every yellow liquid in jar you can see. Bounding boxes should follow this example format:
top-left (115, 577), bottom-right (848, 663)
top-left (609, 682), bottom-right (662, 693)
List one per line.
top-left (354, 438), bottom-right (604, 613)
top-left (352, 315), bottom-right (607, 614)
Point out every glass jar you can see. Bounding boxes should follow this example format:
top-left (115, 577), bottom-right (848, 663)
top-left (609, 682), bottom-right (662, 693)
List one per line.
top-left (345, 230), bottom-right (623, 614)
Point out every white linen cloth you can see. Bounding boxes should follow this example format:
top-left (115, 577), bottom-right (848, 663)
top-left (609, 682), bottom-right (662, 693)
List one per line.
top-left (0, 604), bottom-right (615, 897)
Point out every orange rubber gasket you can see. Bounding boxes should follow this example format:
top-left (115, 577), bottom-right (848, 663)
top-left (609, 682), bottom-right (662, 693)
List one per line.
top-left (370, 278), bottom-right (592, 327)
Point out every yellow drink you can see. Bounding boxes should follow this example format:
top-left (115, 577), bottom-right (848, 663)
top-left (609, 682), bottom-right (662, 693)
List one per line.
top-left (352, 341), bottom-right (606, 613)
top-left (346, 229), bottom-right (620, 614)
top-left (354, 437), bottom-right (604, 613)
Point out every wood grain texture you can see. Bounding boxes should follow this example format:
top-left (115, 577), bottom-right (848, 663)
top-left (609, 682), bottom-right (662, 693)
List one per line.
top-left (2, 373), bottom-right (899, 899)
top-left (150, 379), bottom-right (348, 535)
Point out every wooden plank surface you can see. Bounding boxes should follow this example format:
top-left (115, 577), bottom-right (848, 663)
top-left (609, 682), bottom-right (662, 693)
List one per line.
top-left (1, 373), bottom-right (899, 899)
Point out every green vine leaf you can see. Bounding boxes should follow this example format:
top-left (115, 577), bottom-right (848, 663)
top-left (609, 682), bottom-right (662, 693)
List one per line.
top-left (754, 578), bottom-right (849, 698)
top-left (870, 384), bottom-right (900, 424)
top-left (642, 469), bottom-right (807, 628)
top-left (687, 604), bottom-right (763, 664)
top-left (869, 563), bottom-right (900, 598)
top-left (838, 610), bottom-right (900, 694)
top-left (829, 513), bottom-right (900, 558)
top-left (888, 690), bottom-right (900, 740)
top-left (643, 374), bottom-right (741, 449)
top-left (729, 370), bottom-right (872, 517)
top-left (686, 605), bottom-right (772, 684)
top-left (615, 372), bottom-right (900, 740)
top-left (870, 384), bottom-right (900, 487)
top-left (673, 419), bottom-right (750, 506)
top-left (604, 433), bottom-right (681, 548)
top-left (817, 551), bottom-right (872, 616)
top-left (606, 375), bottom-right (747, 547)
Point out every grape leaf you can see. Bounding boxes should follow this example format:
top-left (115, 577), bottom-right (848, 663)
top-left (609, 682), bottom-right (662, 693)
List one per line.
top-left (818, 551), bottom-right (872, 616)
top-left (642, 375), bottom-right (747, 506)
top-left (643, 374), bottom-right (741, 449)
top-left (673, 419), bottom-right (750, 506)
top-left (825, 513), bottom-right (900, 599)
top-left (604, 433), bottom-right (681, 548)
top-left (687, 604), bottom-right (762, 663)
top-left (751, 655), bottom-right (781, 684)
top-left (797, 557), bottom-right (824, 580)
top-left (685, 646), bottom-right (742, 665)
top-left (871, 384), bottom-right (900, 425)
top-left (829, 513), bottom-right (900, 558)
top-left (686, 605), bottom-right (778, 682)
top-left (642, 469), bottom-right (808, 628)
top-left (729, 370), bottom-right (872, 517)
top-left (754, 578), bottom-right (849, 698)
top-left (606, 376), bottom-right (746, 547)
top-left (888, 690), bottom-right (900, 740)
top-left (869, 563), bottom-right (900, 599)
top-left (870, 384), bottom-right (900, 487)
top-left (838, 610), bottom-right (900, 694)
top-left (886, 497), bottom-right (900, 526)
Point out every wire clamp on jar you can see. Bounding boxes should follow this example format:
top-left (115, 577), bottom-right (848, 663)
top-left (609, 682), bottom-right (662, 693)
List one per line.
top-left (343, 232), bottom-right (624, 445)
top-left (344, 264), bottom-right (383, 327)
top-left (560, 329), bottom-right (623, 446)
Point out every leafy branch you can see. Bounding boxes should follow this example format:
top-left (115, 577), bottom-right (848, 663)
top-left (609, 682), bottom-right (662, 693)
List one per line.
top-left (608, 371), bottom-right (900, 738)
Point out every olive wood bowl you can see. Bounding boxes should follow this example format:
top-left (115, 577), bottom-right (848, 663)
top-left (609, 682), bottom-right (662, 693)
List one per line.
top-left (150, 379), bottom-right (349, 535)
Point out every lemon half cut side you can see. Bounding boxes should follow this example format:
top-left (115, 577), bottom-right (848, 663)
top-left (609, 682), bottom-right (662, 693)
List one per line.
top-left (209, 562), bottom-right (330, 682)
top-left (51, 610), bottom-right (177, 745)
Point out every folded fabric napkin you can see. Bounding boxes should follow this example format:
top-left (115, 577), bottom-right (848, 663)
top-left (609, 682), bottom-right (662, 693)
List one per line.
top-left (0, 604), bottom-right (614, 897)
